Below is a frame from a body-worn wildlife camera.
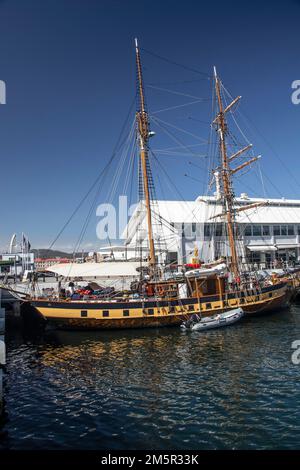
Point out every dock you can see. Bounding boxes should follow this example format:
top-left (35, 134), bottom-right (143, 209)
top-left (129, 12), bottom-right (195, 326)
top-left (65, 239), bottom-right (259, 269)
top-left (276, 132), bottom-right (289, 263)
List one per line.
top-left (0, 306), bottom-right (5, 415)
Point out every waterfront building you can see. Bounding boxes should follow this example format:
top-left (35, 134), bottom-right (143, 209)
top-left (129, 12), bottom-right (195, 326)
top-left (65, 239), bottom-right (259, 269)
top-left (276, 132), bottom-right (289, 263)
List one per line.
top-left (123, 194), bottom-right (300, 269)
top-left (94, 246), bottom-right (150, 262)
top-left (35, 257), bottom-right (71, 272)
top-left (0, 252), bottom-right (35, 277)
top-left (0, 233), bottom-right (34, 278)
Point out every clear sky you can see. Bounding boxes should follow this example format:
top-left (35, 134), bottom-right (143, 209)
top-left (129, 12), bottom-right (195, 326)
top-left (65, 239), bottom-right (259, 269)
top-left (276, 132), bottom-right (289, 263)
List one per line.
top-left (0, 0), bottom-right (299, 251)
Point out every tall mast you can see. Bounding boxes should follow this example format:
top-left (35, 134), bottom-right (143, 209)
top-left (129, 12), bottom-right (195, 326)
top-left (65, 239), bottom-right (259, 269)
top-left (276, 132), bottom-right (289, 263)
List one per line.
top-left (135, 38), bottom-right (156, 272)
top-left (213, 67), bottom-right (239, 279)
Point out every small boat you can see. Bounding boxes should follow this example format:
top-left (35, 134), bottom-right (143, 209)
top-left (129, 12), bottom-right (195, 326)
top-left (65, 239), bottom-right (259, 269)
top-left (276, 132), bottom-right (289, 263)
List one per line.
top-left (185, 262), bottom-right (227, 279)
top-left (181, 307), bottom-right (244, 331)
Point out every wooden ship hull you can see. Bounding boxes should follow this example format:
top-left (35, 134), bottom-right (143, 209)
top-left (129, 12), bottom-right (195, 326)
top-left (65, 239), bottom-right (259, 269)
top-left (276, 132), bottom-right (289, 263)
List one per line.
top-left (286, 275), bottom-right (300, 301)
top-left (29, 282), bottom-right (289, 330)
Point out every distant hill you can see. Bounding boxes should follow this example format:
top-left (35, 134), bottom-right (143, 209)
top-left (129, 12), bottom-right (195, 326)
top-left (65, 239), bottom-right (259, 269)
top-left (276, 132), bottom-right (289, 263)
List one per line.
top-left (31, 249), bottom-right (87, 259)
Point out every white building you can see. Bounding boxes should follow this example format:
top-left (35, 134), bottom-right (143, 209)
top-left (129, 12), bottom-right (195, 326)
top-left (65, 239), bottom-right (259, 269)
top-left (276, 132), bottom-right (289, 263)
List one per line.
top-left (96, 245), bottom-right (151, 262)
top-left (0, 252), bottom-right (35, 277)
top-left (123, 194), bottom-right (300, 269)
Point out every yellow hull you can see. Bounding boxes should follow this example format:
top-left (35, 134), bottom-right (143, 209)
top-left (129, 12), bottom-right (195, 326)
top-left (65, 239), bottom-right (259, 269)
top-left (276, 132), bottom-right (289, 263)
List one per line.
top-left (29, 283), bottom-right (289, 330)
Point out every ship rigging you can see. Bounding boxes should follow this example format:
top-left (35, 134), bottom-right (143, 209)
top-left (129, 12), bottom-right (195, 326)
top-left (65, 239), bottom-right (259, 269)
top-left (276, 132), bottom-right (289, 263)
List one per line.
top-left (7, 40), bottom-right (291, 330)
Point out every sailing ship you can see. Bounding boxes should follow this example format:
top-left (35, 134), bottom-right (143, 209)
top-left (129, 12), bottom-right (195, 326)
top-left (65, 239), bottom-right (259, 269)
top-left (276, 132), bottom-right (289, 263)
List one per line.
top-left (23, 40), bottom-right (290, 330)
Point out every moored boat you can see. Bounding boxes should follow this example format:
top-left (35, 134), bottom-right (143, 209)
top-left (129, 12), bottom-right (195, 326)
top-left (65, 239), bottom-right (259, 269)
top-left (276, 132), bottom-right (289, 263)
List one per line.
top-left (181, 307), bottom-right (244, 331)
top-left (27, 277), bottom-right (288, 330)
top-left (21, 41), bottom-right (290, 330)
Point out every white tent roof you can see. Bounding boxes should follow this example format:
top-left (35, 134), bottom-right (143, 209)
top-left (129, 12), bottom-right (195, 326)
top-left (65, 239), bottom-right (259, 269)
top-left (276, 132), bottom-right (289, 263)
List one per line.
top-left (46, 261), bottom-right (143, 279)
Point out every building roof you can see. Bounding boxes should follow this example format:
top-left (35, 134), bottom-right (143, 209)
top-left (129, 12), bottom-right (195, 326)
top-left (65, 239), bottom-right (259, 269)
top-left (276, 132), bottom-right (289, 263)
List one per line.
top-left (124, 196), bottom-right (300, 231)
top-left (122, 195), bottom-right (300, 250)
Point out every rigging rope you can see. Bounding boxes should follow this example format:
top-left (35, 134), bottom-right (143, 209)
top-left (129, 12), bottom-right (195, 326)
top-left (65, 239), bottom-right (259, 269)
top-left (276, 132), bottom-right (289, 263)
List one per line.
top-left (47, 93), bottom-right (137, 252)
top-left (151, 99), bottom-right (207, 115)
top-left (140, 47), bottom-right (211, 79)
top-left (147, 84), bottom-right (209, 101)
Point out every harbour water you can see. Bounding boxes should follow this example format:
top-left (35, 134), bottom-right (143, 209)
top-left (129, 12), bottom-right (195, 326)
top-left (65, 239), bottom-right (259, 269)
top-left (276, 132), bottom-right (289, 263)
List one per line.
top-left (1, 305), bottom-right (300, 450)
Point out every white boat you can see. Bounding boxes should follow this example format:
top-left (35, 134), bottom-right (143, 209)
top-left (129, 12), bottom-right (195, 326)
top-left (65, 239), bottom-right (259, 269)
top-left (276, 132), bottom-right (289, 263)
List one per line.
top-left (181, 307), bottom-right (244, 331)
top-left (185, 262), bottom-right (227, 279)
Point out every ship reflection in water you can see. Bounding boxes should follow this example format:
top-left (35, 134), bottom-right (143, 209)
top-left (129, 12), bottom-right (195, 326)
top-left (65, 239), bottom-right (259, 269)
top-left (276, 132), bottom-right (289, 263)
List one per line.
top-left (1, 306), bottom-right (300, 450)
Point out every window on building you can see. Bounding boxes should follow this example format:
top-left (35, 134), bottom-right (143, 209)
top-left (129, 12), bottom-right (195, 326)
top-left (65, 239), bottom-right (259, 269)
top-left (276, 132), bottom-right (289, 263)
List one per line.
top-left (182, 223), bottom-right (193, 238)
top-left (244, 225), bottom-right (252, 236)
top-left (298, 226), bottom-right (300, 235)
top-left (281, 225), bottom-right (287, 236)
top-left (252, 225), bottom-right (262, 236)
top-left (204, 224), bottom-right (211, 237)
top-left (287, 225), bottom-right (295, 236)
top-left (166, 252), bottom-right (178, 265)
top-left (215, 224), bottom-right (223, 237)
top-left (262, 225), bottom-right (270, 236)
top-left (248, 251), bottom-right (261, 264)
top-left (192, 222), bottom-right (196, 233)
top-left (181, 223), bottom-right (185, 237)
top-left (273, 226), bottom-right (280, 236)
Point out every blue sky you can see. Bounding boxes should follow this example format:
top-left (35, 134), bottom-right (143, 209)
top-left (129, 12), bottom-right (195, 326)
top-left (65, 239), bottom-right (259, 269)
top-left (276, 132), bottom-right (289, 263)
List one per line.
top-left (0, 0), bottom-right (299, 251)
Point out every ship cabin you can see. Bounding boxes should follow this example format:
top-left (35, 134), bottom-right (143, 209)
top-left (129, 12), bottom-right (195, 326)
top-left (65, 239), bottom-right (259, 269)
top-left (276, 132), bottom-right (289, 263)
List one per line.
top-left (186, 275), bottom-right (226, 299)
top-left (145, 279), bottom-right (183, 299)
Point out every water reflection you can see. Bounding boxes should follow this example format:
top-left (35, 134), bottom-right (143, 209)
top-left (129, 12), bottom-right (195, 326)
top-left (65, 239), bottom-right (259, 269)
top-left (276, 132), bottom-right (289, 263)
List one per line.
top-left (1, 307), bottom-right (300, 449)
